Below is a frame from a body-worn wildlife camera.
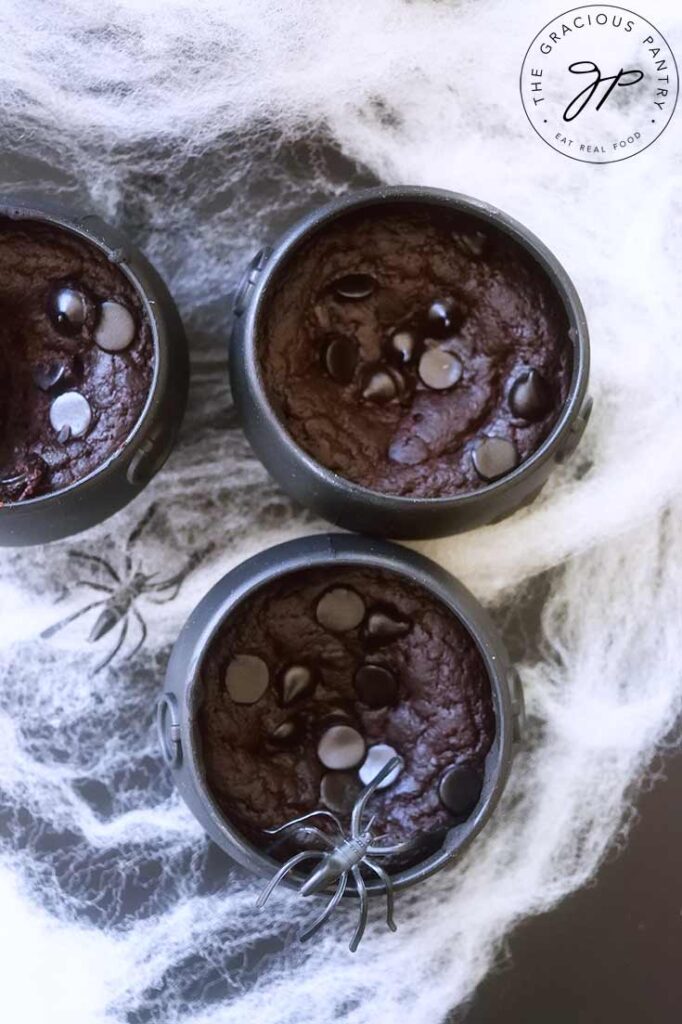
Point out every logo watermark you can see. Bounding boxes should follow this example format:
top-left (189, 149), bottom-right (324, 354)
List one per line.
top-left (520, 5), bottom-right (678, 163)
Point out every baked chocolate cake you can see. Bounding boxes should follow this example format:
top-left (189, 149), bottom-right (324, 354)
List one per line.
top-left (0, 218), bottom-right (154, 502)
top-left (260, 204), bottom-right (571, 498)
top-left (197, 564), bottom-right (496, 863)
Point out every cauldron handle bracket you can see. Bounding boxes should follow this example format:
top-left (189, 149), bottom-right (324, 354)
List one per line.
top-left (157, 693), bottom-right (182, 768)
top-left (233, 247), bottom-right (272, 317)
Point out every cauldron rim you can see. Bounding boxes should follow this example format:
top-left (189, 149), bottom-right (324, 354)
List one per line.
top-left (230, 185), bottom-right (590, 539)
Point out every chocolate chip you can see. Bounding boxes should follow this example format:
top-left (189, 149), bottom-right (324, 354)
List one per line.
top-left (323, 335), bottom-right (357, 384)
top-left (225, 654), bottom-right (269, 704)
top-left (388, 330), bottom-right (416, 364)
top-left (425, 298), bottom-right (459, 338)
top-left (279, 664), bottom-right (316, 706)
top-left (317, 724), bottom-right (366, 770)
top-left (49, 286), bottom-right (88, 334)
top-left (49, 391), bottom-right (92, 440)
top-left (269, 717), bottom-right (303, 747)
top-left (365, 606), bottom-right (411, 644)
top-left (320, 705), bottom-right (355, 729)
top-left (359, 744), bottom-right (401, 788)
top-left (95, 301), bottom-right (136, 352)
top-left (33, 362), bottom-right (66, 392)
top-left (320, 771), bottom-right (362, 814)
top-left (388, 434), bottom-right (429, 466)
top-left (418, 349), bottom-right (462, 391)
top-left (472, 436), bottom-right (519, 482)
top-left (438, 764), bottom-right (482, 817)
top-left (332, 273), bottom-right (375, 300)
top-left (354, 664), bottom-right (398, 708)
top-left (362, 369), bottom-right (397, 403)
top-left (509, 368), bottom-right (552, 421)
top-left (316, 587), bottom-right (365, 632)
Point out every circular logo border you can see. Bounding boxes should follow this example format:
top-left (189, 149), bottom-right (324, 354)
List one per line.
top-left (519, 4), bottom-right (679, 164)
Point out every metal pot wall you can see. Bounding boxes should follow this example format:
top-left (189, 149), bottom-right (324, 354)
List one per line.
top-left (230, 185), bottom-right (591, 539)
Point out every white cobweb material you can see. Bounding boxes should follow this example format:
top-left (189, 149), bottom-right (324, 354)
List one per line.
top-left (1, 1), bottom-right (681, 1021)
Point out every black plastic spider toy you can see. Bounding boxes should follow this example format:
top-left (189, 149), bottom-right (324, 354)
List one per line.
top-left (257, 756), bottom-right (412, 951)
top-left (41, 504), bottom-right (212, 673)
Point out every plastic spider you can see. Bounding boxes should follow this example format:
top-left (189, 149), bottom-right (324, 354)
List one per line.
top-left (41, 504), bottom-right (212, 673)
top-left (257, 756), bottom-right (411, 951)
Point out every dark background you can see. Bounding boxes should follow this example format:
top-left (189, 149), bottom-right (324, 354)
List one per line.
top-left (462, 749), bottom-right (681, 1022)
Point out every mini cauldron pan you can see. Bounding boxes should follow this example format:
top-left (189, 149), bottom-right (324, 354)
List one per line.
top-left (0, 195), bottom-right (188, 546)
top-left (158, 533), bottom-right (524, 944)
top-left (230, 185), bottom-right (592, 539)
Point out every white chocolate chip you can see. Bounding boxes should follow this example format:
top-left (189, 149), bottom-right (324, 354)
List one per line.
top-left (95, 301), bottom-right (135, 352)
top-left (49, 391), bottom-right (92, 439)
top-left (359, 744), bottom-right (401, 788)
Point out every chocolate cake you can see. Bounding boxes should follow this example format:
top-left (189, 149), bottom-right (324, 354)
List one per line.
top-left (197, 564), bottom-right (496, 864)
top-left (0, 218), bottom-right (154, 502)
top-left (259, 204), bottom-right (572, 498)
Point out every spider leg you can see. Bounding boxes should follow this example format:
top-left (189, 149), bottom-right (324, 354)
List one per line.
top-left (40, 599), bottom-right (107, 639)
top-left (266, 825), bottom-right (337, 858)
top-left (298, 872), bottom-right (348, 943)
top-left (293, 826), bottom-right (337, 848)
top-left (93, 618), bottom-right (128, 675)
top-left (349, 866), bottom-right (369, 952)
top-left (146, 583), bottom-right (182, 605)
top-left (256, 851), bottom-right (323, 909)
top-left (367, 837), bottom-right (421, 858)
top-left (68, 551), bottom-right (120, 583)
top-left (146, 572), bottom-right (183, 592)
top-left (74, 580), bottom-right (114, 595)
top-left (264, 809), bottom-right (344, 837)
top-left (298, 826), bottom-right (336, 848)
top-left (146, 542), bottom-right (216, 595)
top-left (363, 858), bottom-right (397, 932)
top-left (127, 503), bottom-right (158, 548)
top-left (351, 756), bottom-right (403, 837)
top-left (123, 608), bottom-right (148, 661)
